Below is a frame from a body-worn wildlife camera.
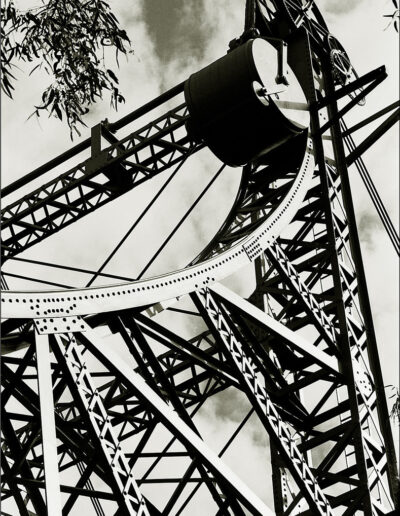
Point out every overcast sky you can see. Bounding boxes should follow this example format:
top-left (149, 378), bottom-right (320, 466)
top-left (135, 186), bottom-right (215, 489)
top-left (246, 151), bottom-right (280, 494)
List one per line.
top-left (2, 0), bottom-right (399, 513)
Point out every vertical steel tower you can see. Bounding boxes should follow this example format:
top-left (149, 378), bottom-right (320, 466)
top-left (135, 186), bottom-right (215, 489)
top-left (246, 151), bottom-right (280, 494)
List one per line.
top-left (1, 1), bottom-right (399, 515)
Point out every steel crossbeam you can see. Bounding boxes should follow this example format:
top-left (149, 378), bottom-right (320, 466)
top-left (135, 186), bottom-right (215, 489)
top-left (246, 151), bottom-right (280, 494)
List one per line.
top-left (78, 326), bottom-right (274, 516)
top-left (35, 332), bottom-right (62, 516)
top-left (1, 104), bottom-right (198, 261)
top-left (254, 170), bottom-right (392, 512)
top-left (264, 231), bottom-right (394, 510)
top-left (267, 240), bottom-right (339, 353)
top-left (52, 331), bottom-right (150, 516)
top-left (195, 285), bottom-right (335, 516)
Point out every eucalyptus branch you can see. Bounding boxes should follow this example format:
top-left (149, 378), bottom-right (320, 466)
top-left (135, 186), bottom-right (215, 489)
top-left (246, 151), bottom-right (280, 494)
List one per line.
top-left (1, 0), bottom-right (133, 137)
top-left (386, 385), bottom-right (400, 425)
top-left (383, 0), bottom-right (399, 32)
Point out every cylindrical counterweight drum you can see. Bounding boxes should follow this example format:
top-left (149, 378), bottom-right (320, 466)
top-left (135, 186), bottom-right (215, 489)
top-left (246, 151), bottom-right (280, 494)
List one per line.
top-left (184, 38), bottom-right (309, 167)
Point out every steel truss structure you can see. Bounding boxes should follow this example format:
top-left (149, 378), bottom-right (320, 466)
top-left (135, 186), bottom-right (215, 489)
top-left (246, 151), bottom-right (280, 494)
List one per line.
top-left (1, 1), bottom-right (399, 515)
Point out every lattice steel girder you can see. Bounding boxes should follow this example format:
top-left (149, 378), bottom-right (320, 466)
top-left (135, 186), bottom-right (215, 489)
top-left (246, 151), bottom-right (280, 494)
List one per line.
top-left (211, 282), bottom-right (339, 376)
top-left (1, 404), bottom-right (47, 515)
top-left (6, 316), bottom-right (260, 514)
top-left (3, 305), bottom-right (339, 441)
top-left (113, 310), bottom-right (313, 433)
top-left (196, 282), bottom-right (394, 514)
top-left (242, 23), bottom-right (397, 510)
top-left (1, 315), bottom-right (231, 435)
top-left (265, 240), bottom-right (382, 412)
top-left (1, 103), bottom-right (199, 261)
top-left (3, 328), bottom-right (232, 514)
top-left (1, 359), bottom-right (113, 487)
top-left (256, 241), bottom-right (393, 498)
top-left (76, 325), bottom-right (275, 516)
top-left (266, 241), bottom-right (339, 354)
top-left (51, 331), bottom-right (150, 516)
top-left (304, 45), bottom-right (380, 516)
top-left (115, 315), bottom-right (251, 515)
top-left (194, 285), bottom-right (335, 516)
top-left (323, 64), bottom-right (398, 508)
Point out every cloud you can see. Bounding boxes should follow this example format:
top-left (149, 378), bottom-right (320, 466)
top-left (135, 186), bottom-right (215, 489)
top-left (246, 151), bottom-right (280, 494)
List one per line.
top-left (141, 0), bottom-right (209, 66)
top-left (211, 386), bottom-right (250, 423)
top-left (358, 211), bottom-right (381, 248)
top-left (320, 0), bottom-right (364, 15)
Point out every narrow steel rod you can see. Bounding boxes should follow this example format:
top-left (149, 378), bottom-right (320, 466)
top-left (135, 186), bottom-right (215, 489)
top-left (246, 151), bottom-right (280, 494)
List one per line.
top-left (3, 272), bottom-right (73, 289)
top-left (342, 120), bottom-right (400, 255)
top-left (8, 256), bottom-right (135, 282)
top-left (345, 130), bottom-right (394, 232)
top-left (318, 70), bottom-right (387, 135)
top-left (342, 100), bottom-right (400, 137)
top-left (175, 409), bottom-right (255, 516)
top-left (2, 139), bottom-right (91, 198)
top-left (316, 66), bottom-right (386, 110)
top-left (138, 399), bottom-right (207, 484)
top-left (136, 163), bottom-right (226, 280)
top-left (108, 81), bottom-right (185, 132)
top-left (85, 148), bottom-right (195, 287)
top-left (1, 274), bottom-right (10, 290)
top-left (346, 108), bottom-right (400, 166)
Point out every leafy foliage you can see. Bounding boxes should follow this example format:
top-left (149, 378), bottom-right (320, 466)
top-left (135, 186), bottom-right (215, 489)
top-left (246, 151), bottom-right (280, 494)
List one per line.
top-left (387, 385), bottom-right (400, 425)
top-left (383, 0), bottom-right (399, 32)
top-left (1, 0), bottom-right (132, 137)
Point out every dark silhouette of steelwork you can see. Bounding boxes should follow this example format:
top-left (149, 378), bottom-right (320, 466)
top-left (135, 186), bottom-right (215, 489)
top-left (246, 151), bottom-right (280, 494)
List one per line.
top-left (1, 1), bottom-right (399, 515)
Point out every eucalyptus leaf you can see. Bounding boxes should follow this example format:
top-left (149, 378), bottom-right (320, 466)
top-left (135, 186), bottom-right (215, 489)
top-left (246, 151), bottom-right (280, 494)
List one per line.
top-left (1, 0), bottom-right (132, 138)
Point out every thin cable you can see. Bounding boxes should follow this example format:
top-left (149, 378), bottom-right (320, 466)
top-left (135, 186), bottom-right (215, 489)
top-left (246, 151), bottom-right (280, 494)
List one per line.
top-left (341, 120), bottom-right (396, 238)
top-left (136, 163), bottom-right (226, 280)
top-left (2, 272), bottom-right (72, 289)
top-left (86, 148), bottom-right (197, 287)
top-left (138, 399), bottom-right (207, 482)
top-left (175, 409), bottom-right (254, 516)
top-left (8, 256), bottom-right (135, 283)
top-left (341, 120), bottom-right (399, 255)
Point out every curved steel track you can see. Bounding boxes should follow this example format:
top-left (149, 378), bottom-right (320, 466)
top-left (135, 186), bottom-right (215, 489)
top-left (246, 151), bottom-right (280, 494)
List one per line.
top-left (1, 136), bottom-right (314, 319)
